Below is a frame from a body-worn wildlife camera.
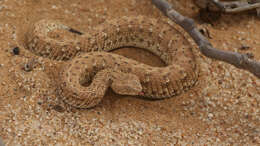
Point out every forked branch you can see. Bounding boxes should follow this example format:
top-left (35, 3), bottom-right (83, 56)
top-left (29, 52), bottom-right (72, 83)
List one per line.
top-left (210, 0), bottom-right (260, 14)
top-left (152, 0), bottom-right (260, 78)
top-left (195, 0), bottom-right (260, 15)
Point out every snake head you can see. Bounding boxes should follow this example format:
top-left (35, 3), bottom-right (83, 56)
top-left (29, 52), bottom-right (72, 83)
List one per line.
top-left (111, 73), bottom-right (142, 96)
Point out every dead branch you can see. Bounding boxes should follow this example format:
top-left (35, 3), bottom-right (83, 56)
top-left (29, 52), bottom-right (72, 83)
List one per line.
top-left (152, 0), bottom-right (260, 78)
top-left (199, 0), bottom-right (260, 14)
top-left (214, 0), bottom-right (260, 13)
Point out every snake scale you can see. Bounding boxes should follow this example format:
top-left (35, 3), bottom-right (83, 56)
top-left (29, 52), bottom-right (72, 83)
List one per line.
top-left (25, 16), bottom-right (199, 108)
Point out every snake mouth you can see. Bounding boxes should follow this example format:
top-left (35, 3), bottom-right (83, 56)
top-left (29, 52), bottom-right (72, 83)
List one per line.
top-left (138, 91), bottom-right (145, 96)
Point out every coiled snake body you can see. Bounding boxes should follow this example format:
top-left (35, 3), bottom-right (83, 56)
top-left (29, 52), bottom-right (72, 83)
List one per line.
top-left (26, 16), bottom-right (198, 108)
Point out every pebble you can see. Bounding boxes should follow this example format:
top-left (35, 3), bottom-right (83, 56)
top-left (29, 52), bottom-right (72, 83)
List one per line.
top-left (12, 47), bottom-right (19, 55)
top-left (208, 113), bottom-right (214, 119)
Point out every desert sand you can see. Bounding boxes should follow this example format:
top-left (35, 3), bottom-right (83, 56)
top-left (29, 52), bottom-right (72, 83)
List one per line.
top-left (0, 0), bottom-right (259, 145)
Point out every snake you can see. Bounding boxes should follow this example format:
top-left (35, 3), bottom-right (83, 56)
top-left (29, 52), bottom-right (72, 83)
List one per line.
top-left (25, 16), bottom-right (199, 108)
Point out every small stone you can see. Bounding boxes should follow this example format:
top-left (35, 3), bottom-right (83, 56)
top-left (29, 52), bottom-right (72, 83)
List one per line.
top-left (208, 113), bottom-right (214, 119)
top-left (12, 47), bottom-right (20, 55)
top-left (68, 28), bottom-right (83, 35)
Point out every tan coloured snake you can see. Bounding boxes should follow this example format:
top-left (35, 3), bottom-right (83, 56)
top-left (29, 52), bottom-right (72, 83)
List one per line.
top-left (26, 16), bottom-right (198, 108)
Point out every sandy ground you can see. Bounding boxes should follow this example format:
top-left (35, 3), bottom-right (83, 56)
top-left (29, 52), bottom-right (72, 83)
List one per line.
top-left (0, 0), bottom-right (259, 145)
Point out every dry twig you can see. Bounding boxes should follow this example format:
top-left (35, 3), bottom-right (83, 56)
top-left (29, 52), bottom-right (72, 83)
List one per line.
top-left (212, 0), bottom-right (260, 13)
top-left (196, 0), bottom-right (260, 15)
top-left (152, 0), bottom-right (260, 78)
